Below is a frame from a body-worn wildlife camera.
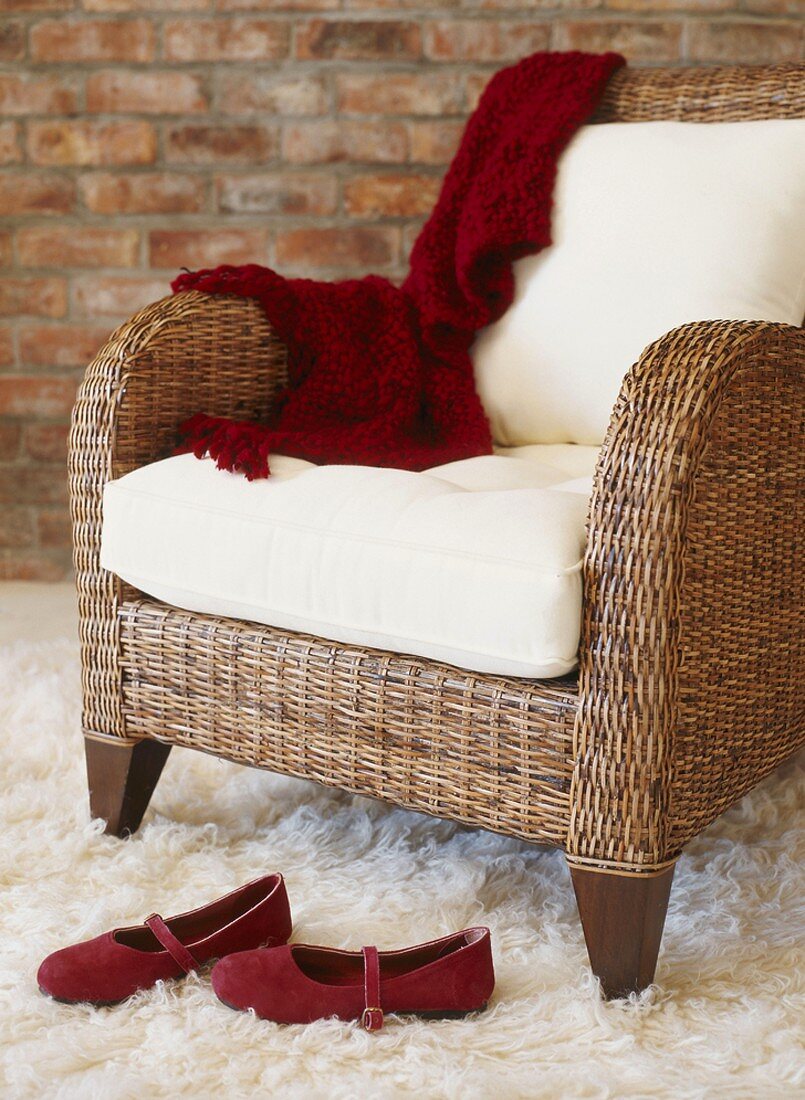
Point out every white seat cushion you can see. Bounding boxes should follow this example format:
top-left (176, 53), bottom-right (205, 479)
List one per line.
top-left (101, 446), bottom-right (599, 679)
top-left (473, 119), bottom-right (805, 446)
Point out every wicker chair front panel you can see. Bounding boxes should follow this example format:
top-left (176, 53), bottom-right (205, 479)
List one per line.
top-left (118, 600), bottom-right (579, 847)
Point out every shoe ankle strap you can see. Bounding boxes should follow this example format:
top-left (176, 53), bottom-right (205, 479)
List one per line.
top-left (145, 914), bottom-right (199, 975)
top-left (361, 945), bottom-right (383, 1031)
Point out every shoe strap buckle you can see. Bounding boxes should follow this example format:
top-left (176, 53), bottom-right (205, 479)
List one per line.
top-left (361, 946), bottom-right (384, 1031)
top-left (362, 1007), bottom-right (384, 1031)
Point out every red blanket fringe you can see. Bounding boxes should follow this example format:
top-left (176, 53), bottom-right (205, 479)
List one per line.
top-left (172, 50), bottom-right (624, 479)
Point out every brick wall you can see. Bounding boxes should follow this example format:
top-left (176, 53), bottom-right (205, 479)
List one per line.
top-left (1, 1), bottom-right (802, 579)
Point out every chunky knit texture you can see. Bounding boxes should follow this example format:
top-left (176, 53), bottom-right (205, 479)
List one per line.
top-left (172, 50), bottom-right (625, 479)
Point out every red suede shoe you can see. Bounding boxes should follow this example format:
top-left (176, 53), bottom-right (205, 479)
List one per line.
top-left (38, 873), bottom-right (292, 1006)
top-left (211, 926), bottom-right (494, 1029)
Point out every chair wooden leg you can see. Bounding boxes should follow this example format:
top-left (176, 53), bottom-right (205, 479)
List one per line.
top-left (84, 735), bottom-right (171, 838)
top-left (569, 861), bottom-right (675, 999)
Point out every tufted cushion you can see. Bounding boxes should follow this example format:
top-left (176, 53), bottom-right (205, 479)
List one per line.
top-left (101, 446), bottom-right (599, 679)
top-left (472, 119), bottom-right (805, 446)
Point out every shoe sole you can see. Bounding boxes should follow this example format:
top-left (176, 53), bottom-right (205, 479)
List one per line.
top-left (40, 985), bottom-right (129, 1008)
top-left (215, 994), bottom-right (489, 1024)
top-left (42, 985), bottom-right (489, 1019)
top-left (402, 1004), bottom-right (488, 1020)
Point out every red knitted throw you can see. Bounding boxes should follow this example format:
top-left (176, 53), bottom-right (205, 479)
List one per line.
top-left (172, 50), bottom-right (624, 479)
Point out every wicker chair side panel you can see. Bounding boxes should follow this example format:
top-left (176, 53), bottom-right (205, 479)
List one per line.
top-left (69, 291), bottom-right (287, 740)
top-left (592, 65), bottom-right (805, 124)
top-left (118, 601), bottom-right (578, 846)
top-left (569, 321), bottom-right (801, 872)
top-left (669, 335), bottom-right (804, 848)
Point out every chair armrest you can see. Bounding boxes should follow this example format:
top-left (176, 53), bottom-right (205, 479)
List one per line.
top-left (69, 289), bottom-right (286, 484)
top-left (568, 319), bottom-right (804, 873)
top-left (68, 289), bottom-right (287, 740)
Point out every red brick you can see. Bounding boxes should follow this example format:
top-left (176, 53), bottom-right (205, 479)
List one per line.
top-left (0, 0), bottom-right (72, 8)
top-left (282, 120), bottom-right (407, 165)
top-left (297, 19), bottom-right (420, 60)
top-left (742, 0), bottom-right (802, 10)
top-left (402, 219), bottom-right (423, 255)
top-left (0, 421), bottom-right (21, 461)
top-left (0, 73), bottom-right (77, 116)
top-left (149, 228), bottom-right (269, 269)
top-left (73, 275), bottom-right (170, 319)
top-left (30, 18), bottom-right (156, 62)
top-left (336, 72), bottom-right (463, 116)
top-left (216, 172), bottom-right (337, 215)
top-left (0, 278), bottom-right (67, 319)
top-left (28, 120), bottom-right (157, 167)
top-left (424, 20), bottom-right (550, 61)
top-left (469, 0), bottom-right (595, 7)
top-left (18, 324), bottom-right (111, 368)
top-left (37, 505), bottom-right (71, 548)
top-left (606, 0), bottom-right (729, 7)
top-left (0, 548), bottom-right (71, 581)
top-left (343, 0), bottom-right (455, 7)
top-left (83, 0), bottom-right (208, 8)
top-left (17, 227), bottom-right (140, 269)
top-left (165, 124), bottom-right (278, 165)
top-left (0, 465), bottom-right (68, 505)
top-left (409, 120), bottom-right (464, 165)
top-left (0, 246), bottom-right (14, 281)
top-left (164, 18), bottom-right (289, 61)
top-left (87, 71), bottom-right (208, 115)
top-left (0, 506), bottom-right (35, 550)
top-left (219, 0), bottom-right (337, 8)
top-left (217, 72), bottom-right (329, 115)
top-left (344, 173), bottom-right (441, 217)
top-left (0, 122), bottom-right (21, 165)
top-left (0, 22), bottom-right (25, 61)
top-left (23, 421), bottom-right (69, 462)
top-left (0, 174), bottom-right (75, 216)
top-left (0, 375), bottom-right (76, 418)
top-left (686, 21), bottom-right (803, 63)
top-left (0, 326), bottom-right (13, 365)
top-left (465, 71), bottom-right (493, 112)
top-left (79, 173), bottom-right (206, 215)
top-left (275, 227), bottom-right (398, 271)
top-left (553, 20), bottom-right (682, 61)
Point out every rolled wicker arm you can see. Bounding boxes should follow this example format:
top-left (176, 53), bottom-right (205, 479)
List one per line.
top-left (568, 319), bottom-right (804, 874)
top-left (68, 290), bottom-right (288, 742)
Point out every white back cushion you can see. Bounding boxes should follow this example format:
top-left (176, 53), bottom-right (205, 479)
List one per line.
top-left (472, 119), bottom-right (805, 446)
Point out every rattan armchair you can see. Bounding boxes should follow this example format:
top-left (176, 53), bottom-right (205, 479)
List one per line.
top-left (69, 65), bottom-right (804, 999)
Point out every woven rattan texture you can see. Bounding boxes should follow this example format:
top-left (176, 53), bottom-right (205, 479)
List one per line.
top-left (570, 322), bottom-right (804, 871)
top-left (69, 291), bottom-right (283, 741)
top-left (592, 64), bottom-right (805, 123)
top-left (670, 330), bottom-right (804, 851)
top-left (70, 65), bottom-right (805, 874)
top-left (119, 601), bottom-right (578, 846)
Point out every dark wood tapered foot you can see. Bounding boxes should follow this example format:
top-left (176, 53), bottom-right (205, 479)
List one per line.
top-left (570, 861), bottom-right (675, 999)
top-left (84, 735), bottom-right (171, 837)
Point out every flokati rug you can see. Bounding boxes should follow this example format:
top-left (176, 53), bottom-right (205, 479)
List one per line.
top-left (0, 638), bottom-right (802, 1100)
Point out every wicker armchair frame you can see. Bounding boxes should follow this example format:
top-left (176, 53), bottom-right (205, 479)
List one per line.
top-left (69, 65), bottom-right (804, 999)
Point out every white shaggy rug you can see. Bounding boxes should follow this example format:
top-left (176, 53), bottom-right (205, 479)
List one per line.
top-left (0, 638), bottom-right (802, 1100)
